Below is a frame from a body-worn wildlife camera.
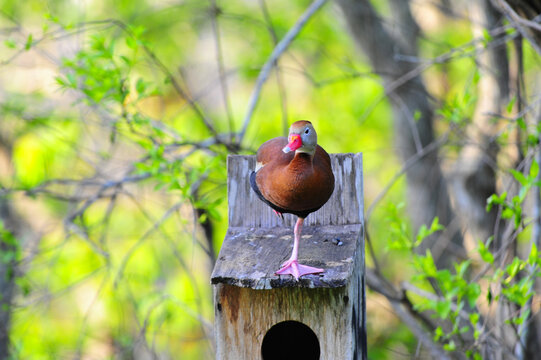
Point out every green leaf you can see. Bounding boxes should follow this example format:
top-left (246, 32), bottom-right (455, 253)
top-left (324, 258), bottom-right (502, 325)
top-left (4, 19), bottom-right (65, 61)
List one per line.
top-left (435, 300), bottom-right (451, 318)
top-left (126, 37), bottom-right (137, 49)
top-left (466, 283), bottom-right (481, 308)
top-left (434, 326), bottom-right (444, 341)
top-left (510, 169), bottom-right (527, 186)
top-left (455, 260), bottom-right (471, 278)
top-left (505, 257), bottom-right (524, 279)
top-left (136, 78), bottom-right (147, 96)
top-left (66, 73), bottom-right (77, 88)
top-left (501, 276), bottom-right (533, 306)
top-left (502, 207), bottom-right (514, 219)
top-left (528, 243), bottom-right (539, 266)
top-left (527, 134), bottom-right (539, 147)
top-left (478, 240), bottom-right (494, 264)
top-left (415, 217), bottom-right (444, 246)
top-left (1, 251), bottom-right (15, 264)
top-left (469, 312), bottom-right (479, 327)
top-left (207, 207), bottom-right (222, 221)
top-left (530, 160), bottom-right (539, 179)
top-left (131, 25), bottom-right (147, 38)
top-left (506, 309), bottom-right (530, 326)
top-left (198, 213), bottom-right (208, 223)
top-left (44, 13), bottom-right (60, 23)
top-left (518, 186), bottom-right (529, 203)
top-left (516, 116), bottom-right (526, 130)
top-left (482, 28), bottom-right (492, 43)
top-left (24, 33), bottom-right (33, 50)
top-left (507, 97), bottom-right (517, 113)
top-left (430, 217), bottom-right (444, 232)
top-left (443, 340), bottom-right (456, 351)
top-left (15, 277), bottom-right (31, 297)
top-left (486, 192), bottom-right (506, 212)
top-left (119, 55), bottom-right (132, 65)
top-left (435, 269), bottom-right (451, 286)
top-left (413, 250), bottom-right (438, 277)
top-left (413, 110), bottom-right (422, 122)
top-left (472, 70), bottom-right (481, 85)
top-left (4, 39), bottom-right (16, 49)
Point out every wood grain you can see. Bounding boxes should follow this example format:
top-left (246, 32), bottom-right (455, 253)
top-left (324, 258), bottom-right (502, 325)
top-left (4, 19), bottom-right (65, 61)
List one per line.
top-left (212, 153), bottom-right (366, 359)
top-left (214, 226), bottom-right (365, 359)
top-left (212, 224), bottom-right (362, 289)
top-left (212, 153), bottom-right (364, 288)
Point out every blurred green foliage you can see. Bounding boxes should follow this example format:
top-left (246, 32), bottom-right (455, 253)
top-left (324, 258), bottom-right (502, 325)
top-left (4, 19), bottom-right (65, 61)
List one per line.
top-left (1, 0), bottom-right (540, 359)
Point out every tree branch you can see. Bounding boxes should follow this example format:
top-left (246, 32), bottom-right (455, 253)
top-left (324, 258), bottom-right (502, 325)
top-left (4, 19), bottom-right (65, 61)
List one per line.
top-left (238, 0), bottom-right (328, 143)
top-left (259, 0), bottom-right (290, 136)
top-left (365, 268), bottom-right (451, 360)
top-left (209, 0), bottom-right (235, 141)
top-left (492, 0), bottom-right (541, 55)
top-left (337, 0), bottom-right (463, 268)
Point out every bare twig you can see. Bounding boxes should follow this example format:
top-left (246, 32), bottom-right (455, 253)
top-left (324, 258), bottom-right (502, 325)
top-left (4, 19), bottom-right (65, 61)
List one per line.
top-left (516, 115), bottom-right (541, 360)
top-left (209, 0), bottom-right (235, 142)
top-left (259, 0), bottom-right (289, 136)
top-left (366, 132), bottom-right (449, 221)
top-left (365, 268), bottom-right (452, 360)
top-left (492, 0), bottom-right (541, 56)
top-left (238, 0), bottom-right (328, 142)
top-left (94, 19), bottom-right (221, 138)
top-left (73, 273), bottom-right (110, 360)
top-left (113, 200), bottom-right (184, 288)
top-left (128, 194), bottom-right (214, 354)
top-left (401, 281), bottom-right (477, 327)
top-left (357, 23), bottom-right (516, 125)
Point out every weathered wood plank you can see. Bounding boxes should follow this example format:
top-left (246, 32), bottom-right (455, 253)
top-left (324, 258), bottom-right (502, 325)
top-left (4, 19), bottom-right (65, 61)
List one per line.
top-left (214, 235), bottom-right (364, 359)
top-left (211, 224), bottom-right (361, 289)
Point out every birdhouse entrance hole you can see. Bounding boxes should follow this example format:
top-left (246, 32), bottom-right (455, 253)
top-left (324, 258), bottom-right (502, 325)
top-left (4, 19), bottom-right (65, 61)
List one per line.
top-left (261, 320), bottom-right (320, 360)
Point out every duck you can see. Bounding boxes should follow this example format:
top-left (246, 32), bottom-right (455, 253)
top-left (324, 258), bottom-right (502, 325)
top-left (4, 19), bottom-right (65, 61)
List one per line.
top-left (250, 120), bottom-right (335, 279)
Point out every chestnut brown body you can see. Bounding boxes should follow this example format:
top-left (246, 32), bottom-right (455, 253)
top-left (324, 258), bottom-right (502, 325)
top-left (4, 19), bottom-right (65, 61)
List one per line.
top-left (250, 136), bottom-right (334, 218)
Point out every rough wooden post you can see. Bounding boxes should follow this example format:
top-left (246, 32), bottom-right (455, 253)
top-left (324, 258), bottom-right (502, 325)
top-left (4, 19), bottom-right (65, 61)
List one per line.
top-left (211, 153), bottom-right (366, 359)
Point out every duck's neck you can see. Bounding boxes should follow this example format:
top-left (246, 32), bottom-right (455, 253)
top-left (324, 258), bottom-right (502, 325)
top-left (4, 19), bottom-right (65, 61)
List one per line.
top-left (294, 151), bottom-right (313, 160)
top-left (289, 152), bottom-right (313, 173)
top-left (294, 146), bottom-right (315, 157)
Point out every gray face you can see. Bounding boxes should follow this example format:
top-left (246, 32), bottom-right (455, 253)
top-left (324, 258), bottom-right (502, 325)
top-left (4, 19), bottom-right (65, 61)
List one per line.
top-left (296, 123), bottom-right (317, 154)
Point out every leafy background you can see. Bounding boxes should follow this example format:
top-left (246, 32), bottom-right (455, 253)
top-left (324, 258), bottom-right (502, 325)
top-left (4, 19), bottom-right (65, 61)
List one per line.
top-left (0, 0), bottom-right (540, 359)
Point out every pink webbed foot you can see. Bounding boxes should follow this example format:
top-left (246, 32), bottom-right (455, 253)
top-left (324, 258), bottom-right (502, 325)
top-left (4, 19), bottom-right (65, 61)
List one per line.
top-left (275, 259), bottom-right (324, 280)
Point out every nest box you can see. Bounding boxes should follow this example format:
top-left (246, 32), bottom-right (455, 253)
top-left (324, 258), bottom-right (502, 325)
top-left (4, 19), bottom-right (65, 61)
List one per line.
top-left (211, 153), bottom-right (366, 359)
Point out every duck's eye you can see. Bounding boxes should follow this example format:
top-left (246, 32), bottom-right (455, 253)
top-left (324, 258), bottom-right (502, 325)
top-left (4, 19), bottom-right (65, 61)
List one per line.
top-left (304, 128), bottom-right (310, 134)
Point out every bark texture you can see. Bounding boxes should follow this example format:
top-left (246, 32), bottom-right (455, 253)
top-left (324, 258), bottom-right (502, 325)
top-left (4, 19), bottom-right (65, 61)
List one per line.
top-left (336, 0), bottom-right (463, 267)
top-left (0, 125), bottom-right (35, 359)
top-left (452, 0), bottom-right (509, 249)
top-left (0, 202), bottom-right (17, 359)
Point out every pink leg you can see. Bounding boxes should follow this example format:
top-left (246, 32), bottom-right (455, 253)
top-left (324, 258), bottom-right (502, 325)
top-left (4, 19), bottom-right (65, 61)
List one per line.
top-left (272, 209), bottom-right (284, 220)
top-left (275, 217), bottom-right (324, 280)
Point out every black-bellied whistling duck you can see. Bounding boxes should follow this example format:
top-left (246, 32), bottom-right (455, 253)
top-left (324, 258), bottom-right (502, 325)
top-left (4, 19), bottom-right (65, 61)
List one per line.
top-left (250, 120), bottom-right (335, 280)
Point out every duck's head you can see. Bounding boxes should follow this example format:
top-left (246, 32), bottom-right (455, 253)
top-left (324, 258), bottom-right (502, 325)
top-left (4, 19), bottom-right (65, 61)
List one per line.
top-left (282, 120), bottom-right (317, 155)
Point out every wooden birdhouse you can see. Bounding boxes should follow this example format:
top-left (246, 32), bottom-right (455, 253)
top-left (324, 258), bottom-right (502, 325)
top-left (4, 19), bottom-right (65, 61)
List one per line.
top-left (211, 153), bottom-right (366, 360)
